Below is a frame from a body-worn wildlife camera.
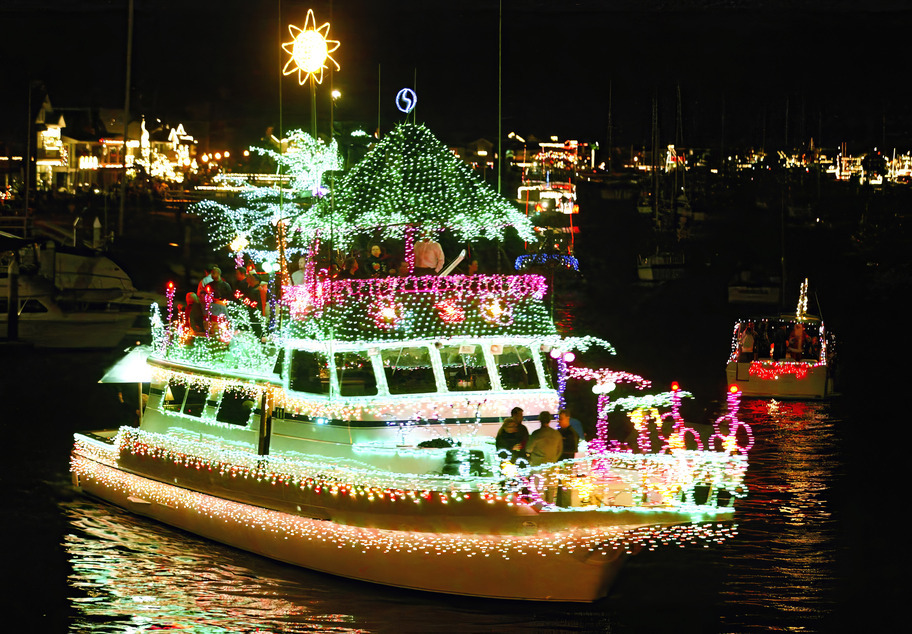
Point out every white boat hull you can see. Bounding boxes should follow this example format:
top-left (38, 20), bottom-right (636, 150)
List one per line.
top-left (72, 454), bottom-right (629, 602)
top-left (726, 361), bottom-right (831, 399)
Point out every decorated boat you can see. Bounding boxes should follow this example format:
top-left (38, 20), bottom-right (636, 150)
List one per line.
top-left (72, 122), bottom-right (751, 602)
top-left (726, 279), bottom-right (836, 399)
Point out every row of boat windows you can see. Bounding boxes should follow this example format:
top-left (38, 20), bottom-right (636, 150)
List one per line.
top-left (288, 344), bottom-right (551, 397)
top-left (159, 344), bottom-right (551, 423)
top-left (162, 384), bottom-right (253, 426)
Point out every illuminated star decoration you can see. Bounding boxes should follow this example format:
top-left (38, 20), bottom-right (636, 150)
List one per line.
top-left (282, 9), bottom-right (340, 85)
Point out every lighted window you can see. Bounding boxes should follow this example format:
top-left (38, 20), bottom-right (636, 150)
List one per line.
top-left (439, 344), bottom-right (490, 391)
top-left (334, 351), bottom-right (378, 397)
top-left (289, 349), bottom-right (331, 395)
top-left (380, 346), bottom-right (436, 395)
top-left (495, 345), bottom-right (543, 390)
top-left (216, 387), bottom-right (256, 426)
top-left (165, 382), bottom-right (207, 418)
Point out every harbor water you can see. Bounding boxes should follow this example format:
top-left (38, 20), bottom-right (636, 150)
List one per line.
top-left (4, 190), bottom-right (904, 632)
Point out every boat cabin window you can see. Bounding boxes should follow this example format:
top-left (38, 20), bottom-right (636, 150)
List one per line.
top-left (334, 350), bottom-right (378, 397)
top-left (495, 345), bottom-right (544, 390)
top-left (289, 350), bottom-right (331, 395)
top-left (440, 344), bottom-right (490, 391)
top-left (381, 346), bottom-right (436, 395)
top-left (215, 386), bottom-right (256, 426)
top-left (164, 382), bottom-right (207, 418)
top-left (0, 298), bottom-right (49, 313)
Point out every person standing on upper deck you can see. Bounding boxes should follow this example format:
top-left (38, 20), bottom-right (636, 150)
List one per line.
top-left (413, 232), bottom-right (445, 275)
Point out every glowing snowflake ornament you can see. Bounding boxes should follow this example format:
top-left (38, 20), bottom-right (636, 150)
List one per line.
top-left (282, 9), bottom-right (340, 85)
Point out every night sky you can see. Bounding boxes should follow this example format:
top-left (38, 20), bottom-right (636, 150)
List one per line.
top-left (2, 0), bottom-right (911, 155)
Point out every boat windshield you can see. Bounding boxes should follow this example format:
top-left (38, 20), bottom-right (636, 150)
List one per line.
top-left (381, 346), bottom-right (436, 395)
top-left (289, 350), bottom-right (331, 395)
top-left (215, 386), bottom-right (255, 426)
top-left (334, 350), bottom-right (378, 397)
top-left (164, 382), bottom-right (207, 418)
top-left (495, 345), bottom-right (544, 390)
top-left (440, 344), bottom-right (491, 391)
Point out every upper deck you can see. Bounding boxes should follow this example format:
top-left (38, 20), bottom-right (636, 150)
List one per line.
top-left (282, 272), bottom-right (556, 343)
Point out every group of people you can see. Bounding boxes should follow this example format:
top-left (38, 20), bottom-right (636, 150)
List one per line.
top-left (737, 321), bottom-right (822, 362)
top-left (494, 406), bottom-right (583, 466)
top-left (495, 407), bottom-right (585, 506)
top-left (288, 234), bottom-right (481, 284)
top-left (183, 262), bottom-right (270, 337)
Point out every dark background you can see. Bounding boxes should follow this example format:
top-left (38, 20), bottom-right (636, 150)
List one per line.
top-left (3, 0), bottom-right (912, 154)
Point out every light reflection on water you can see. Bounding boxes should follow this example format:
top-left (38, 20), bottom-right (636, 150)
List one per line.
top-left (62, 501), bottom-right (610, 632)
top-left (62, 398), bottom-right (846, 632)
top-left (717, 399), bottom-right (843, 631)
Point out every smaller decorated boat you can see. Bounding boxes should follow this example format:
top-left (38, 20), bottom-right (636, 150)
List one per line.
top-left (725, 279), bottom-right (836, 400)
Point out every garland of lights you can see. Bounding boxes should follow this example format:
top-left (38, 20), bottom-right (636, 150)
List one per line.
top-left (72, 451), bottom-right (739, 559)
top-left (748, 360), bottom-right (815, 380)
top-left (77, 426), bottom-right (747, 514)
top-left (514, 254), bottom-right (579, 271)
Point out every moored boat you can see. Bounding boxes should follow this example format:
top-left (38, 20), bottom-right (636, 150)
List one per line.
top-left (72, 123), bottom-right (749, 601)
top-left (1, 235), bottom-right (162, 348)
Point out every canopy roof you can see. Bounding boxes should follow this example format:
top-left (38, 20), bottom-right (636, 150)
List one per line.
top-left (289, 123), bottom-right (535, 249)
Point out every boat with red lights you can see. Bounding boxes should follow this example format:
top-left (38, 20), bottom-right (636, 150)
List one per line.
top-left (725, 279), bottom-right (836, 400)
top-left (72, 123), bottom-right (750, 602)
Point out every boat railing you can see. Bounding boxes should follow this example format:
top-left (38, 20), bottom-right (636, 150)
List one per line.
top-left (282, 272), bottom-right (548, 320)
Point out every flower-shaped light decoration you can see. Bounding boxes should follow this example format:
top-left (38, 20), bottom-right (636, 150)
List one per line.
top-left (370, 298), bottom-right (405, 331)
top-left (478, 294), bottom-right (513, 326)
top-left (282, 9), bottom-right (340, 85)
top-left (435, 298), bottom-right (465, 324)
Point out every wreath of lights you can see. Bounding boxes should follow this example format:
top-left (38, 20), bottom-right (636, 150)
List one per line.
top-left (478, 294), bottom-right (514, 326)
top-left (434, 298), bottom-right (465, 324)
top-left (514, 254), bottom-right (579, 271)
top-left (369, 297), bottom-right (406, 331)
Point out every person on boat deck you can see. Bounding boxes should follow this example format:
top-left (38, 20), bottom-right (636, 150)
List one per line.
top-left (808, 335), bottom-right (821, 361)
top-left (773, 324), bottom-right (788, 360)
top-left (787, 324), bottom-right (806, 361)
top-left (185, 292), bottom-right (206, 335)
top-left (413, 232), bottom-right (445, 275)
top-left (756, 322), bottom-right (772, 358)
top-left (365, 244), bottom-right (389, 277)
top-left (738, 323), bottom-right (755, 362)
top-left (556, 410), bottom-right (581, 506)
top-left (291, 255), bottom-right (307, 285)
top-left (495, 407), bottom-right (529, 460)
top-left (203, 282), bottom-right (229, 318)
top-left (558, 408), bottom-right (584, 448)
top-left (337, 256), bottom-right (364, 279)
top-left (233, 267), bottom-right (269, 316)
top-left (525, 411), bottom-right (562, 467)
top-left (197, 265), bottom-right (222, 298)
